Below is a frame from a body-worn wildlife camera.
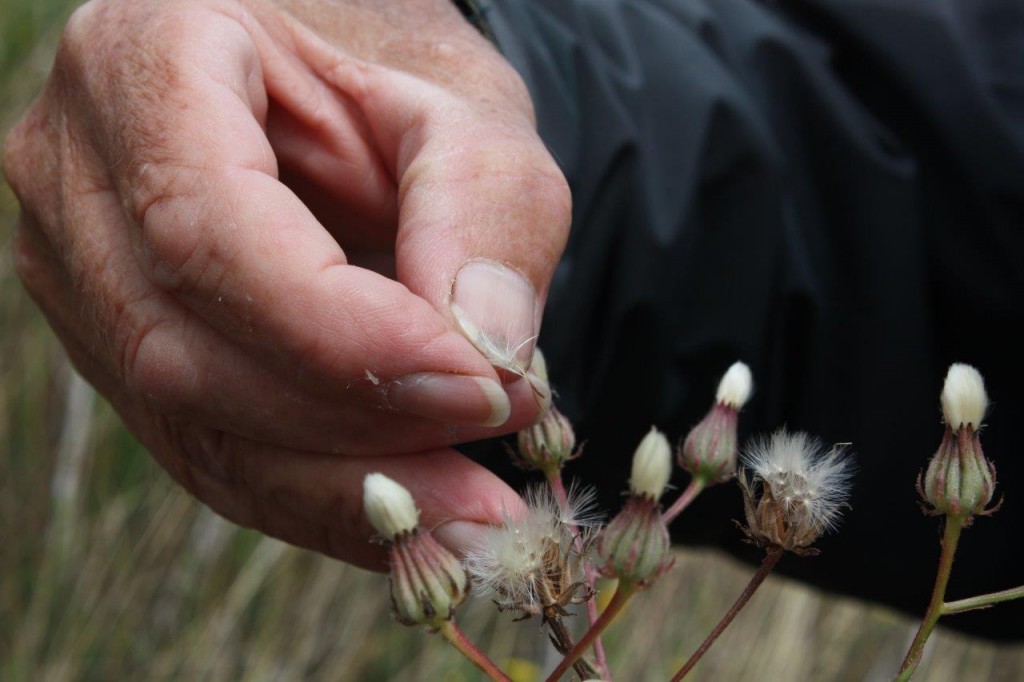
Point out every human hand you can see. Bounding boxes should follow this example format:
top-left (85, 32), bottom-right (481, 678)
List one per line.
top-left (3, 0), bottom-right (571, 567)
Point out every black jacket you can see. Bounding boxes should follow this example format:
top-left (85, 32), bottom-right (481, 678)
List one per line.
top-left (472, 0), bottom-right (1024, 638)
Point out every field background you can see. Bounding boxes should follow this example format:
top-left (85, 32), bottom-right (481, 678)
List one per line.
top-left (2, 2), bottom-right (1023, 680)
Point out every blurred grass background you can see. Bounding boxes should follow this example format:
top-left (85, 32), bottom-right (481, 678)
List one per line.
top-left (2, 2), bottom-right (1024, 680)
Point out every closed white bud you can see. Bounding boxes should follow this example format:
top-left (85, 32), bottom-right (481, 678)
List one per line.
top-left (715, 361), bottom-right (753, 408)
top-left (630, 427), bottom-right (672, 500)
top-left (530, 347), bottom-right (550, 384)
top-left (363, 473), bottom-right (419, 540)
top-left (941, 363), bottom-right (988, 430)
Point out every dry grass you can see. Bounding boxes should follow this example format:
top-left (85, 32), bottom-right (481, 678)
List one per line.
top-left (2, 3), bottom-right (1023, 680)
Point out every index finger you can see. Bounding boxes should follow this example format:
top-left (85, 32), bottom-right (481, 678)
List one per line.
top-left (72, 2), bottom-right (518, 426)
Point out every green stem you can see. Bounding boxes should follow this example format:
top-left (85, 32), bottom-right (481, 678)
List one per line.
top-left (545, 581), bottom-right (636, 682)
top-left (672, 547), bottom-right (783, 681)
top-left (895, 517), bottom-right (965, 682)
top-left (548, 472), bottom-right (612, 680)
top-left (662, 477), bottom-right (706, 525)
top-left (439, 620), bottom-right (511, 682)
top-left (943, 584), bottom-right (1024, 615)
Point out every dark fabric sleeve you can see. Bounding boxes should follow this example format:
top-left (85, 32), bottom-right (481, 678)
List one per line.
top-left (476, 0), bottom-right (1024, 637)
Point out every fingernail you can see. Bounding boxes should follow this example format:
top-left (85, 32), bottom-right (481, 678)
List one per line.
top-left (387, 372), bottom-right (511, 427)
top-left (432, 520), bottom-right (490, 556)
top-left (451, 260), bottom-right (537, 374)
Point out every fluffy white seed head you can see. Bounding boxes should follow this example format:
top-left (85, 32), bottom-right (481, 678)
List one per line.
top-left (630, 427), bottom-right (672, 500)
top-left (463, 484), bottom-right (598, 612)
top-left (716, 361), bottom-right (753, 408)
top-left (742, 430), bottom-right (853, 534)
top-left (363, 473), bottom-right (419, 540)
top-left (941, 363), bottom-right (988, 430)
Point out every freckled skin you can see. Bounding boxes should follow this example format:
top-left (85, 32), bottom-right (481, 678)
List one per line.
top-left (2, 0), bottom-right (570, 569)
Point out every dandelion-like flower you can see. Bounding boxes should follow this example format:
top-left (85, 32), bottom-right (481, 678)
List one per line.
top-left (679, 361), bottom-right (753, 485)
top-left (919, 363), bottom-right (999, 520)
top-left (596, 428), bottom-right (675, 585)
top-left (738, 430), bottom-right (853, 555)
top-left (463, 484), bottom-right (599, 617)
top-left (362, 473), bottom-right (468, 628)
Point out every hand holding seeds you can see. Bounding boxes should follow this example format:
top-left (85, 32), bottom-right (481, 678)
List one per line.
top-left (3, 0), bottom-right (570, 568)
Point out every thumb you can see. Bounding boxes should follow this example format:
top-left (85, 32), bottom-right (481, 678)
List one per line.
top-left (328, 49), bottom-right (572, 379)
top-left (397, 109), bottom-right (572, 379)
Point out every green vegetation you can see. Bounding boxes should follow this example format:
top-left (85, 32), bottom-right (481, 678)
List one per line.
top-left (1, 2), bottom-right (1022, 679)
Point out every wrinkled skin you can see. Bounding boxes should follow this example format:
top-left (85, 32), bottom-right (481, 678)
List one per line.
top-left (2, 0), bottom-right (571, 568)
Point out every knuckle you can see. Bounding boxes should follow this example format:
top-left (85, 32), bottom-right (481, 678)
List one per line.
top-left (2, 113), bottom-right (42, 203)
top-left (133, 173), bottom-right (238, 312)
top-left (136, 186), bottom-right (203, 287)
top-left (59, 1), bottom-right (103, 59)
top-left (56, 0), bottom-right (112, 81)
top-left (119, 314), bottom-right (165, 400)
top-left (10, 223), bottom-right (49, 299)
top-left (526, 161), bottom-right (573, 229)
top-left (115, 301), bottom-right (183, 410)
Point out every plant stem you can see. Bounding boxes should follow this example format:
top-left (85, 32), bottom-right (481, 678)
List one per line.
top-left (439, 620), bottom-right (512, 682)
top-left (544, 609), bottom-right (598, 680)
top-left (895, 517), bottom-right (965, 682)
top-left (662, 477), bottom-right (706, 525)
top-left (545, 581), bottom-right (636, 682)
top-left (943, 584), bottom-right (1024, 615)
top-left (548, 472), bottom-right (612, 680)
top-left (671, 547), bottom-right (783, 681)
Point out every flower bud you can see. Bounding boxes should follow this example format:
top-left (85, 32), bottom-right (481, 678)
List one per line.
top-left (363, 473), bottom-right (468, 627)
top-left (678, 362), bottom-right (751, 485)
top-left (596, 496), bottom-right (673, 586)
top-left (919, 364), bottom-right (999, 520)
top-left (515, 406), bottom-right (577, 475)
top-left (920, 426), bottom-right (997, 519)
top-left (679, 403), bottom-right (739, 484)
top-left (530, 347), bottom-right (550, 384)
top-left (941, 363), bottom-right (988, 430)
top-left (630, 427), bottom-right (672, 500)
top-left (389, 528), bottom-right (469, 628)
top-left (716, 361), bottom-right (753, 409)
top-left (364, 473), bottom-right (419, 540)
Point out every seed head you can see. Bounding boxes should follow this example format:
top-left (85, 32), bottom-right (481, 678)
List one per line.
top-left (738, 430), bottom-right (853, 555)
top-left (463, 484), bottom-right (599, 617)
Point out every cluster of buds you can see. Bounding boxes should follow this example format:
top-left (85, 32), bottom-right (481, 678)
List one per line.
top-left (362, 474), bottom-right (468, 629)
top-left (511, 349), bottom-right (579, 476)
top-left (679, 361), bottom-right (753, 485)
top-left (737, 430), bottom-right (852, 556)
top-left (596, 428), bottom-right (674, 585)
top-left (918, 363), bottom-right (1000, 521)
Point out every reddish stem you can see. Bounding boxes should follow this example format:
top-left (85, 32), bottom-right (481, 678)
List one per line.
top-left (662, 477), bottom-right (706, 525)
top-left (671, 547), bottom-right (783, 681)
top-left (548, 473), bottom-right (612, 680)
top-left (895, 517), bottom-right (964, 681)
top-left (440, 621), bottom-right (511, 682)
top-left (545, 582), bottom-right (636, 682)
